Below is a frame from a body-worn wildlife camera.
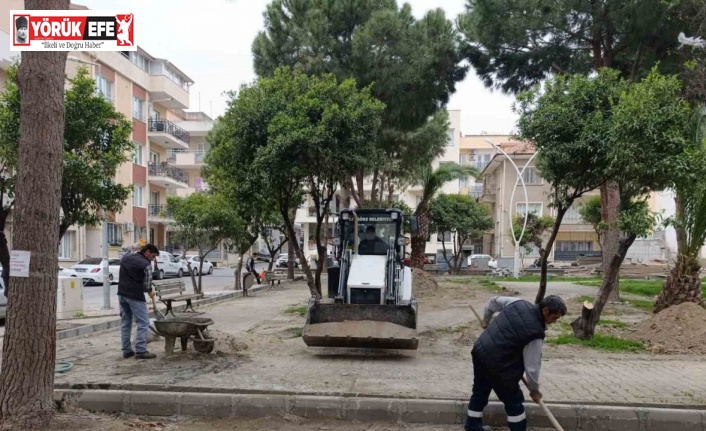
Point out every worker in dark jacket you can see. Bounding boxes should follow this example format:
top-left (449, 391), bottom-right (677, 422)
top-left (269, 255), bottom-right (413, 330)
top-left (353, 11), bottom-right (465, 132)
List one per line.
top-left (465, 295), bottom-right (566, 431)
top-left (118, 244), bottom-right (159, 360)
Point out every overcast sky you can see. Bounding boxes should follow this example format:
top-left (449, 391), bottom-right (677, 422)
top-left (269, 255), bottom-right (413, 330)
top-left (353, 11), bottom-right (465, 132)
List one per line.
top-left (79, 0), bottom-right (518, 135)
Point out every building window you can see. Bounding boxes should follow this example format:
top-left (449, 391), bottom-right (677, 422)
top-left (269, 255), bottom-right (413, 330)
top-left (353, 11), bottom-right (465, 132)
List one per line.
top-left (58, 232), bottom-right (75, 260)
top-left (95, 74), bottom-right (113, 101)
top-left (564, 205), bottom-right (581, 224)
top-left (556, 241), bottom-right (593, 252)
top-left (516, 202), bottom-right (543, 216)
top-left (519, 167), bottom-right (542, 185)
top-left (129, 51), bottom-right (149, 71)
top-left (132, 96), bottom-right (145, 121)
top-left (107, 223), bottom-right (123, 246)
top-left (447, 129), bottom-right (455, 146)
top-left (133, 185), bottom-right (144, 207)
top-left (438, 231), bottom-right (452, 242)
top-left (132, 143), bottom-right (144, 165)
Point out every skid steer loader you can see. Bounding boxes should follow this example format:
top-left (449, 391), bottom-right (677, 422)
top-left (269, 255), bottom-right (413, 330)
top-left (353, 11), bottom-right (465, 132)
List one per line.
top-left (302, 208), bottom-right (419, 350)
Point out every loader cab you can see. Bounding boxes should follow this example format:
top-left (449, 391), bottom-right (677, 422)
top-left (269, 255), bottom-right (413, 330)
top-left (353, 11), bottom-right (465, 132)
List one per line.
top-left (334, 208), bottom-right (405, 259)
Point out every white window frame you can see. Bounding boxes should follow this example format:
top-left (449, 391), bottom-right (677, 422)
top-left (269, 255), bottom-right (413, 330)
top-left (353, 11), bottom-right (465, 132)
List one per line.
top-left (519, 167), bottom-right (543, 185)
top-left (95, 74), bottom-right (113, 101)
top-left (516, 202), bottom-right (543, 217)
top-left (133, 185), bottom-right (144, 207)
top-left (107, 223), bottom-right (122, 247)
top-left (132, 142), bottom-right (144, 165)
top-left (132, 96), bottom-right (145, 121)
top-left (58, 231), bottom-right (75, 260)
top-left (447, 129), bottom-right (455, 146)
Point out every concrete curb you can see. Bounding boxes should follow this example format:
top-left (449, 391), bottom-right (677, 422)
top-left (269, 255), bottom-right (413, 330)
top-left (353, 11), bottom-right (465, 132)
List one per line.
top-left (56, 284), bottom-right (275, 341)
top-left (53, 389), bottom-right (706, 431)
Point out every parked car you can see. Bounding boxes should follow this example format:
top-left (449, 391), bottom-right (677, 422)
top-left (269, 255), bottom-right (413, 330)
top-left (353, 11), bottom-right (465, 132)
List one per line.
top-left (275, 253), bottom-right (300, 268)
top-left (152, 251), bottom-right (183, 280)
top-left (403, 254), bottom-right (430, 266)
top-left (467, 254), bottom-right (498, 269)
top-left (71, 258), bottom-right (121, 285)
top-left (182, 255), bottom-right (214, 276)
top-left (255, 249), bottom-right (272, 262)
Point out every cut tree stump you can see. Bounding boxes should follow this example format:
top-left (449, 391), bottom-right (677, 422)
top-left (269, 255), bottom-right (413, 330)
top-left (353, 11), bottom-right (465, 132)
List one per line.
top-left (571, 301), bottom-right (596, 340)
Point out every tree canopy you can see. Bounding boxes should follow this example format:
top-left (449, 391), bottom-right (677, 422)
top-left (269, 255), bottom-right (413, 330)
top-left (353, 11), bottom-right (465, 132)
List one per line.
top-left (430, 193), bottom-right (492, 273)
top-left (252, 0), bottom-right (467, 205)
top-left (206, 67), bottom-right (385, 297)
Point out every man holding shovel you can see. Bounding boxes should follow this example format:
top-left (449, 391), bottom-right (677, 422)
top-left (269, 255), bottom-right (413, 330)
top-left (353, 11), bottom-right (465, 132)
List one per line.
top-left (465, 295), bottom-right (566, 431)
top-left (118, 244), bottom-right (160, 360)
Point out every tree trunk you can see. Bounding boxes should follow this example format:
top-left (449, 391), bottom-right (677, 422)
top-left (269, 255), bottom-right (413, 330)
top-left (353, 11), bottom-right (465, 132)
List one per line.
top-left (0, 3), bottom-right (69, 426)
top-left (600, 181), bottom-right (621, 301)
top-left (234, 256), bottom-right (244, 291)
top-left (535, 206), bottom-right (569, 304)
top-left (282, 209), bottom-right (318, 298)
top-left (0, 209), bottom-right (11, 291)
top-left (570, 301), bottom-right (596, 339)
top-left (410, 210), bottom-right (429, 269)
top-left (572, 235), bottom-right (635, 339)
top-left (439, 233), bottom-right (451, 274)
top-left (654, 255), bottom-right (704, 313)
top-left (187, 262), bottom-right (198, 293)
top-left (287, 236), bottom-right (295, 280)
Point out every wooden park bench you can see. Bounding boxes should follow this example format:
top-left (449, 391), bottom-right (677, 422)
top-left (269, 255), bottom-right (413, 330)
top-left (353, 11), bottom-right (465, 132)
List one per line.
top-left (152, 279), bottom-right (203, 317)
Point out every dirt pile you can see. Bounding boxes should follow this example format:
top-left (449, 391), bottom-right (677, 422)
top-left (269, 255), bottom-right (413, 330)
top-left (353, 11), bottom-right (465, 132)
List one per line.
top-left (412, 268), bottom-right (438, 296)
top-left (633, 302), bottom-right (706, 354)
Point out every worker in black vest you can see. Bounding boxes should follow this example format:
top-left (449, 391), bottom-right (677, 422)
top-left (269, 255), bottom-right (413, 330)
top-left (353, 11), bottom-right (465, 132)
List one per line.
top-left (465, 295), bottom-right (566, 431)
top-left (118, 244), bottom-right (159, 360)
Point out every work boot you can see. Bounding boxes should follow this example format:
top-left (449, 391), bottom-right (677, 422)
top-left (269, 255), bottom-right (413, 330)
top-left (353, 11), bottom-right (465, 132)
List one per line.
top-left (135, 351), bottom-right (157, 359)
top-left (122, 351), bottom-right (135, 359)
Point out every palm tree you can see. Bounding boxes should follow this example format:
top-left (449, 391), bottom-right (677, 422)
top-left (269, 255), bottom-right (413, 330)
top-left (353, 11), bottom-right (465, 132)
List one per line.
top-left (409, 163), bottom-right (480, 269)
top-left (654, 108), bottom-right (706, 312)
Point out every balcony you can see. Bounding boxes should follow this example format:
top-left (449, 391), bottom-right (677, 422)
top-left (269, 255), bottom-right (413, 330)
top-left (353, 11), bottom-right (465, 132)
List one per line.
top-left (167, 150), bottom-right (206, 168)
top-left (148, 162), bottom-right (189, 189)
top-left (469, 185), bottom-right (484, 199)
top-left (148, 119), bottom-right (190, 149)
top-left (149, 74), bottom-right (190, 109)
top-left (481, 177), bottom-right (497, 203)
top-left (148, 204), bottom-right (173, 223)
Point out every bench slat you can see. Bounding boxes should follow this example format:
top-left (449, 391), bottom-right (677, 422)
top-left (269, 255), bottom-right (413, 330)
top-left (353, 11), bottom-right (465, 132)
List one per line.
top-left (160, 293), bottom-right (202, 301)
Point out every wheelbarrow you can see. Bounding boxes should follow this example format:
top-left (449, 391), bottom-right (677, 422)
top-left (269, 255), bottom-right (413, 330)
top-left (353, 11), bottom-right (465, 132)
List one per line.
top-left (150, 294), bottom-right (216, 354)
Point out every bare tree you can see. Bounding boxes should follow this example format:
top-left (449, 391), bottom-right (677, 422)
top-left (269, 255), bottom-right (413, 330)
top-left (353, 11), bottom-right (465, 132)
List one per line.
top-left (0, 1), bottom-right (70, 429)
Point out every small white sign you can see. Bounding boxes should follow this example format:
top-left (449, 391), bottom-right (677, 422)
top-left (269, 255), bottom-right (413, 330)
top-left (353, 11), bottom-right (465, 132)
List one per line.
top-left (9, 250), bottom-right (30, 278)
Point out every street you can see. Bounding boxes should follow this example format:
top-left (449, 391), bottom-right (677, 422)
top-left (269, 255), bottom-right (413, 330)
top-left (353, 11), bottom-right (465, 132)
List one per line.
top-left (81, 263), bottom-right (270, 311)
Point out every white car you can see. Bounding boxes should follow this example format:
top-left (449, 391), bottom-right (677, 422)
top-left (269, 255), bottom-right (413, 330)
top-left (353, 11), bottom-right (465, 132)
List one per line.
top-left (467, 254), bottom-right (498, 269)
top-left (152, 251), bottom-right (183, 280)
top-left (71, 258), bottom-right (121, 285)
top-left (275, 253), bottom-right (299, 268)
top-left (182, 255), bottom-right (214, 276)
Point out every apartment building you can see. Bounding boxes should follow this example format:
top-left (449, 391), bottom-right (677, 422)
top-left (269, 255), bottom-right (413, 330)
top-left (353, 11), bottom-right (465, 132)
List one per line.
top-left (0, 1), bottom-right (216, 267)
top-left (477, 141), bottom-right (600, 268)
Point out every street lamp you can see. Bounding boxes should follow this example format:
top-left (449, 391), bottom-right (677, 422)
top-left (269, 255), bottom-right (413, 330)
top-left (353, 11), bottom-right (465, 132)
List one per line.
top-left (67, 56), bottom-right (112, 310)
top-left (483, 138), bottom-right (539, 277)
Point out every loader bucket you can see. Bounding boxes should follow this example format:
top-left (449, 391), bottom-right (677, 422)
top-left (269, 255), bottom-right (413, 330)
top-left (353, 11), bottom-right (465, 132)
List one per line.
top-left (302, 302), bottom-right (419, 350)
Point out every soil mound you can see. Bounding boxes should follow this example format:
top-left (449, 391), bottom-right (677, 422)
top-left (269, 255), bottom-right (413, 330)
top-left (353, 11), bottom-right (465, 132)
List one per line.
top-left (633, 302), bottom-right (706, 354)
top-left (412, 268), bottom-right (438, 295)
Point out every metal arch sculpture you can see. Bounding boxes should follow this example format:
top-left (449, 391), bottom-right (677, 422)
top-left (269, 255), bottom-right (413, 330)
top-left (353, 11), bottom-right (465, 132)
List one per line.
top-left (484, 138), bottom-right (539, 277)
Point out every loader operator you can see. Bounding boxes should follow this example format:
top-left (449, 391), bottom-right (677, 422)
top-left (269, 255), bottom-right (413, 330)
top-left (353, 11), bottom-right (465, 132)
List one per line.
top-left (358, 225), bottom-right (388, 254)
top-left (465, 295), bottom-right (566, 431)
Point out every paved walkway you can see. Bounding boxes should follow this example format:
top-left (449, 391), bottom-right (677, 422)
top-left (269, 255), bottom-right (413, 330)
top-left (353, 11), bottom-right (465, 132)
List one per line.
top-left (51, 281), bottom-right (706, 408)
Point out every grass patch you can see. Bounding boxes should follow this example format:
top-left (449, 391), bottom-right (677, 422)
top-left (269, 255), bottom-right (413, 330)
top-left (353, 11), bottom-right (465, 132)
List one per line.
top-left (436, 325), bottom-right (471, 334)
top-left (577, 279), bottom-right (662, 297)
top-left (511, 275), bottom-right (600, 283)
top-left (623, 299), bottom-right (654, 312)
top-left (597, 319), bottom-right (627, 329)
top-left (446, 277), bottom-right (483, 285)
top-left (479, 279), bottom-right (502, 291)
top-left (547, 333), bottom-right (644, 352)
top-left (574, 295), bottom-right (594, 304)
top-left (284, 306), bottom-right (308, 316)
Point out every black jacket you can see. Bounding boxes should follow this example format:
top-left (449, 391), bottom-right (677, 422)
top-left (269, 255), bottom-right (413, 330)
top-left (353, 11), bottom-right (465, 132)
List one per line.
top-left (117, 252), bottom-right (151, 302)
top-left (472, 300), bottom-right (546, 387)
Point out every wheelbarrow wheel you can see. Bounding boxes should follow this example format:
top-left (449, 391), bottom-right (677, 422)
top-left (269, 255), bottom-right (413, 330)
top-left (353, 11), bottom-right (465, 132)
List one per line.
top-left (193, 339), bottom-right (214, 353)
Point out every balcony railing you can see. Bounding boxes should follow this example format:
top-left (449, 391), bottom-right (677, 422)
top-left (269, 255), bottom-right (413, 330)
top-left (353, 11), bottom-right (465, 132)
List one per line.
top-left (166, 150), bottom-right (207, 164)
top-left (148, 204), bottom-right (172, 218)
top-left (469, 185), bottom-right (484, 198)
top-left (483, 177), bottom-right (497, 194)
top-left (148, 119), bottom-right (190, 144)
top-left (148, 162), bottom-right (189, 184)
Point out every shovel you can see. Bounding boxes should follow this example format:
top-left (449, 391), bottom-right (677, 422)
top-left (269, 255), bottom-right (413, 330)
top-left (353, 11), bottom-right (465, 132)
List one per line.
top-left (469, 303), bottom-right (565, 431)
